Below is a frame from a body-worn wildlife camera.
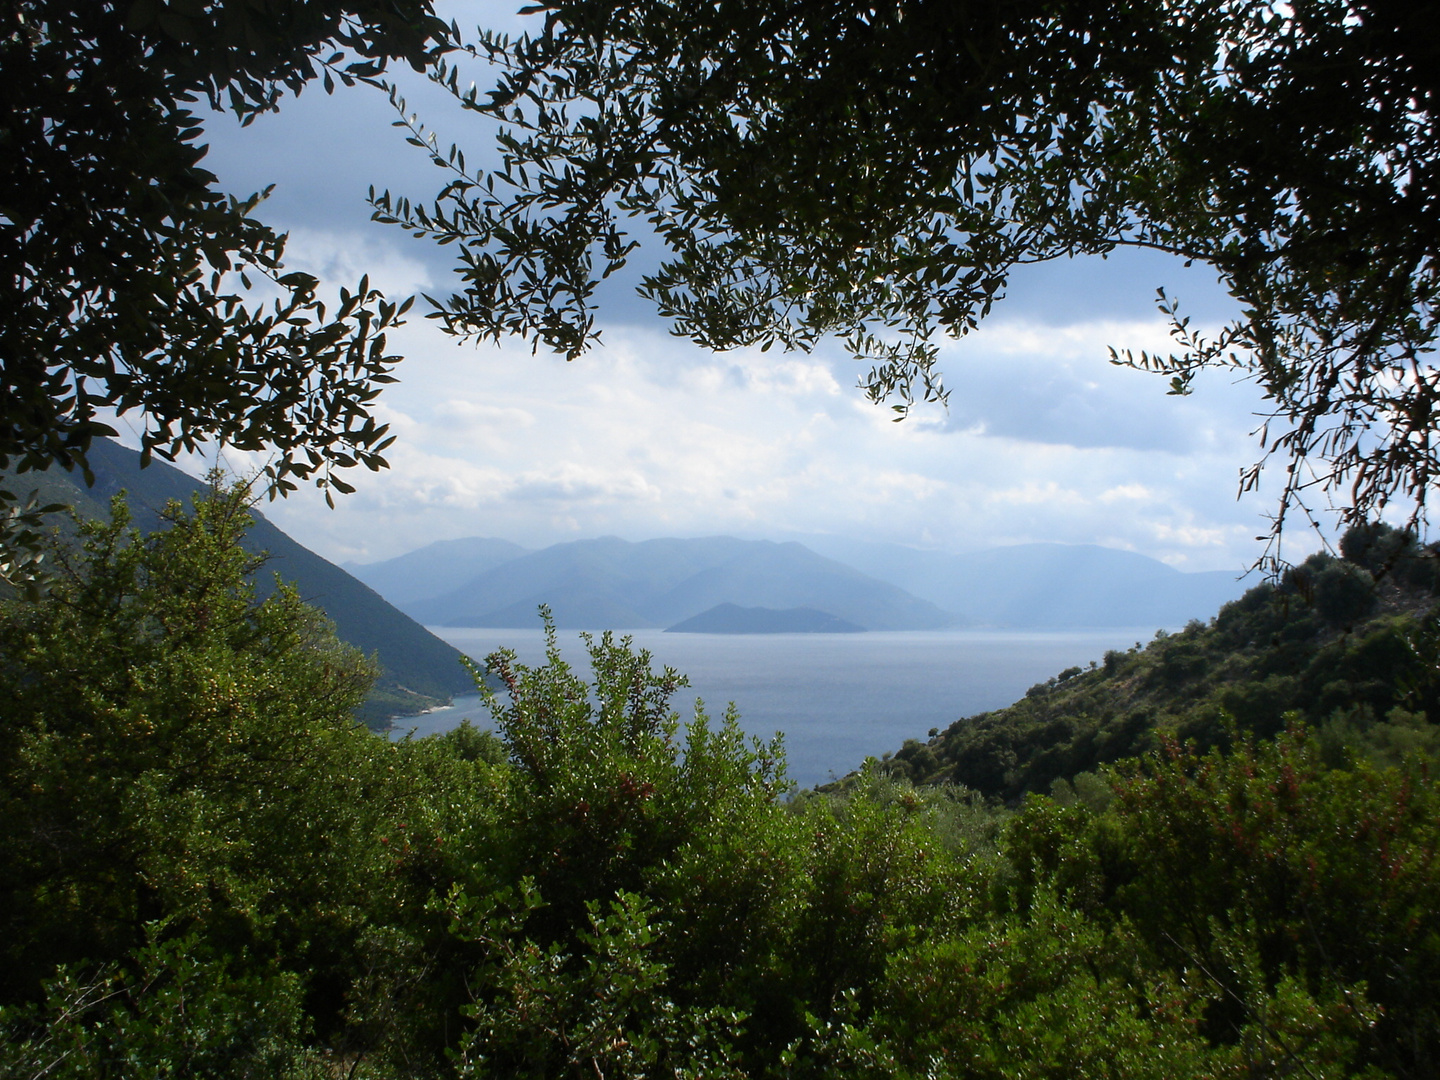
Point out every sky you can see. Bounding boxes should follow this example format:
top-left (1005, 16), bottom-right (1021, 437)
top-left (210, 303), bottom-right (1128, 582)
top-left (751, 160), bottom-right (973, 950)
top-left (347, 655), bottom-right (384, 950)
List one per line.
top-left (142, 5), bottom-right (1306, 575)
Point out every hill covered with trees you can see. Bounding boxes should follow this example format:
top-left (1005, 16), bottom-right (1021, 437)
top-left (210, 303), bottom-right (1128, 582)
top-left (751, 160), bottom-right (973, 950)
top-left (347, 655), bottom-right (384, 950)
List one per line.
top-left (4, 495), bottom-right (1438, 1077)
top-left (873, 525), bottom-right (1440, 803)
top-left (3, 440), bottom-right (473, 724)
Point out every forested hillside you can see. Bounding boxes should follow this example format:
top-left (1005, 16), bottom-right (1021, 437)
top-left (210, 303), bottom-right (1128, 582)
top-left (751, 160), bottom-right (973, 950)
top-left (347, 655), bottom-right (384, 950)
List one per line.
top-left (875, 524), bottom-right (1440, 802)
top-left (4, 496), bottom-right (1438, 1077)
top-left (2, 441), bottom-right (473, 724)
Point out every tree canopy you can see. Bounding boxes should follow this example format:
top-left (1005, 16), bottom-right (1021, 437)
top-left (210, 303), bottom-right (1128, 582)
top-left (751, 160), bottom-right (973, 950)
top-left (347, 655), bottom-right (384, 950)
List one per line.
top-left (0, 0), bottom-right (452, 586)
top-left (380, 0), bottom-right (1439, 561)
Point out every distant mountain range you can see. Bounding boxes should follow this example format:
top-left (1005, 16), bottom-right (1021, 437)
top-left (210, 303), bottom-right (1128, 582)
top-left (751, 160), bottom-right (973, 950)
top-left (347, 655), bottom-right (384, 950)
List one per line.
top-left (344, 536), bottom-right (532, 608)
top-left (361, 536), bottom-right (951, 630)
top-left (6, 441), bottom-right (474, 723)
top-left (352, 532), bottom-right (1248, 631)
top-left (791, 535), bottom-right (1248, 628)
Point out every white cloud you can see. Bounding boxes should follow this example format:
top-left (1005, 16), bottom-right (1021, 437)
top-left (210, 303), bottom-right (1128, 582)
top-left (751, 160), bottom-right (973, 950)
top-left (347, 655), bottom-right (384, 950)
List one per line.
top-left (930, 316), bottom-right (1264, 455)
top-left (139, 23), bottom-right (1297, 578)
top-left (508, 463), bottom-right (660, 504)
top-left (1100, 484), bottom-right (1154, 504)
top-left (278, 227), bottom-right (434, 298)
top-left (142, 303), bottom-right (1276, 575)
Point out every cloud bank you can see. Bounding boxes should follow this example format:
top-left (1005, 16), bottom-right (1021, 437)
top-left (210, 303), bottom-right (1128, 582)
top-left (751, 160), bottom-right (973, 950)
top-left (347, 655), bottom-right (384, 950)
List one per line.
top-left (185, 280), bottom-right (1275, 574)
top-left (181, 42), bottom-right (1288, 577)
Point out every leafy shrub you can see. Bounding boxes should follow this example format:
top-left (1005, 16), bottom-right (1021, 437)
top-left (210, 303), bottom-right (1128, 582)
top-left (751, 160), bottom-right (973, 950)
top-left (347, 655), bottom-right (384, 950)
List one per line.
top-left (5, 495), bottom-right (1438, 1077)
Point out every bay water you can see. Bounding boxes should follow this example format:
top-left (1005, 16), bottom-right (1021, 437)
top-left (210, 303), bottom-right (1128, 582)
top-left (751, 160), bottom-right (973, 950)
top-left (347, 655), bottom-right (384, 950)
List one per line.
top-left (391, 627), bottom-right (1168, 789)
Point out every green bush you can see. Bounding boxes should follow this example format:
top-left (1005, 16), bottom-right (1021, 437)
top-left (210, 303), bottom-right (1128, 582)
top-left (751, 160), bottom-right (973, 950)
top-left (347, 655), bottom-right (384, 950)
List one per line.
top-left (5, 493), bottom-right (1438, 1076)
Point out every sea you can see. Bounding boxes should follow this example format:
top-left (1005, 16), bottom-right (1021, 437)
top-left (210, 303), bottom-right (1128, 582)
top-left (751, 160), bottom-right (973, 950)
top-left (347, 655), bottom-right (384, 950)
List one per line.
top-left (389, 626), bottom-right (1171, 789)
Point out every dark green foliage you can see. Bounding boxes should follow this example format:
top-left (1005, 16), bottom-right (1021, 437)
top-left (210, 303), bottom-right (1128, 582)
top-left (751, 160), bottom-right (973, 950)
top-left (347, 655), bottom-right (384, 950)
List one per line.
top-left (0, 0), bottom-right (451, 590)
top-left (1, 934), bottom-right (317, 1079)
top-left (3, 440), bottom-right (475, 721)
top-left (437, 719), bottom-right (507, 766)
top-left (830, 894), bottom-right (1218, 1079)
top-left (0, 487), bottom-right (499, 1074)
top-left (803, 733), bottom-right (1440, 1077)
top-left (883, 738), bottom-right (939, 783)
top-left (4, 501), bottom-right (1438, 1076)
top-left (445, 618), bottom-right (976, 1073)
top-left (1101, 730), bottom-right (1440, 1077)
top-left (1002, 727), bottom-right (1440, 1078)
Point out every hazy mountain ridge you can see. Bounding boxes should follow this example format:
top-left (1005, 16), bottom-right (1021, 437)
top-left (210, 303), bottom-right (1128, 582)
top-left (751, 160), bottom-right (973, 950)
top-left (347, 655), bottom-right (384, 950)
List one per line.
top-left (345, 536), bottom-right (532, 607)
top-left (360, 532), bottom-right (1248, 631)
top-left (393, 536), bottom-right (951, 630)
top-left (793, 535), bottom-right (1247, 627)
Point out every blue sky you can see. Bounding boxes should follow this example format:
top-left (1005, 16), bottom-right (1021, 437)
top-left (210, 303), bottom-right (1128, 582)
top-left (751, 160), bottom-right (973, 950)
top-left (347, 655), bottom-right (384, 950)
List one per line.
top-left (157, 5), bottom-right (1297, 575)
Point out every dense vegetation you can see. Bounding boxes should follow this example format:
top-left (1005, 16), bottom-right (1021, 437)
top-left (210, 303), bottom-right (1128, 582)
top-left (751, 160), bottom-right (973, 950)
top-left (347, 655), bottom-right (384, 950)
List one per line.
top-left (6, 4), bottom-right (1438, 1073)
top-left (873, 525), bottom-right (1440, 805)
top-left (0, 442), bottom-right (475, 724)
top-left (3, 493), bottom-right (1438, 1078)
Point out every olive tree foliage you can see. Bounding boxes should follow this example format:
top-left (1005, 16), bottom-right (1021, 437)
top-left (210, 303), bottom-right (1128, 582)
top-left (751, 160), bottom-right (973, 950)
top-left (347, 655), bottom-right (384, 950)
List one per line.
top-left (375, 0), bottom-right (1439, 564)
top-left (0, 0), bottom-right (452, 589)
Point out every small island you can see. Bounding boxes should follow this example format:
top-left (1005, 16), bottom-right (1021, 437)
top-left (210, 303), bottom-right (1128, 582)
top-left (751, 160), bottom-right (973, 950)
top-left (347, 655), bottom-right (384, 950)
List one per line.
top-left (665, 603), bottom-right (866, 634)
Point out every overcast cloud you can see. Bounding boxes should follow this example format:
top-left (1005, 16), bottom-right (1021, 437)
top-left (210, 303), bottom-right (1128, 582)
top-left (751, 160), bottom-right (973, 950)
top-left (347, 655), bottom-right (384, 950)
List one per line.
top-left (164, 16), bottom-right (1298, 576)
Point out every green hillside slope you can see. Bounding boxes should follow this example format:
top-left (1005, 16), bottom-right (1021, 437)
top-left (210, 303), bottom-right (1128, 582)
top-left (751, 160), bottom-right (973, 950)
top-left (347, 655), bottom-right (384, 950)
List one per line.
top-left (5, 442), bottom-right (473, 724)
top-left (873, 526), bottom-right (1440, 802)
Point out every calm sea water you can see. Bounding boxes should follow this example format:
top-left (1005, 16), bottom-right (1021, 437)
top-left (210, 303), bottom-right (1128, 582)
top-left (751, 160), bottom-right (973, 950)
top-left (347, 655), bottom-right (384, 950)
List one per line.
top-left (390, 627), bottom-right (1168, 788)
